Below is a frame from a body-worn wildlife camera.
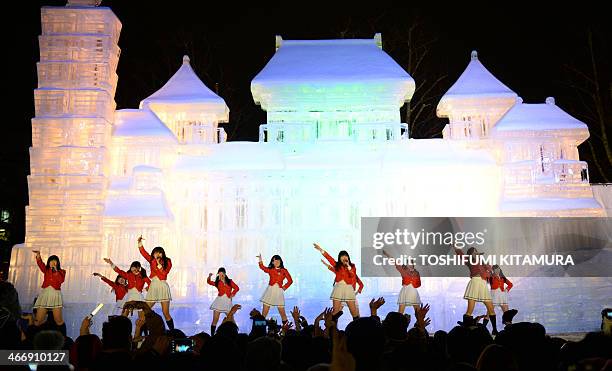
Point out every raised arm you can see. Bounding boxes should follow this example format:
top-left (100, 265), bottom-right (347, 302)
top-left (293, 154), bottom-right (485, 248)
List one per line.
top-left (321, 259), bottom-right (335, 272)
top-left (138, 245), bottom-right (151, 262)
top-left (230, 280), bottom-right (240, 297)
top-left (207, 273), bottom-right (215, 286)
top-left (314, 243), bottom-right (337, 267)
top-left (35, 253), bottom-right (46, 273)
top-left (112, 265), bottom-right (129, 279)
top-left (282, 270), bottom-right (293, 291)
top-left (258, 260), bottom-right (270, 273)
top-left (99, 275), bottom-right (116, 289)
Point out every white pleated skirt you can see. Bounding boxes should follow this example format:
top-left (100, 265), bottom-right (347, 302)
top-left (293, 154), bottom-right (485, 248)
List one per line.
top-left (330, 281), bottom-right (356, 303)
top-left (397, 285), bottom-right (421, 305)
top-left (491, 288), bottom-right (509, 306)
top-left (125, 288), bottom-right (144, 302)
top-left (34, 287), bottom-right (63, 309)
top-left (210, 295), bottom-right (233, 313)
top-left (463, 276), bottom-right (492, 302)
top-left (260, 285), bottom-right (285, 307)
top-left (145, 277), bottom-right (172, 303)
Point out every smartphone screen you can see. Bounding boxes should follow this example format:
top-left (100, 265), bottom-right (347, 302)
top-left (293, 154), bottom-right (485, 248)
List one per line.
top-left (171, 338), bottom-right (194, 353)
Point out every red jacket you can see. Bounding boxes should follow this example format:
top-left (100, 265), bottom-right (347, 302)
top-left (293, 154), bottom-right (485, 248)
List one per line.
top-left (322, 252), bottom-right (364, 292)
top-left (395, 265), bottom-right (421, 288)
top-left (36, 256), bottom-right (65, 290)
top-left (490, 276), bottom-right (513, 292)
top-left (258, 261), bottom-right (293, 290)
top-left (454, 248), bottom-right (491, 280)
top-left (139, 245), bottom-right (172, 280)
top-left (100, 276), bottom-right (128, 301)
top-left (113, 265), bottom-right (151, 292)
top-left (207, 277), bottom-right (239, 298)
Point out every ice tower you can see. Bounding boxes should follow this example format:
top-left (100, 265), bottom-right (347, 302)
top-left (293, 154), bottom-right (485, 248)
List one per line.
top-left (437, 51), bottom-right (517, 141)
top-left (10, 1), bottom-right (121, 304)
top-left (140, 55), bottom-right (229, 145)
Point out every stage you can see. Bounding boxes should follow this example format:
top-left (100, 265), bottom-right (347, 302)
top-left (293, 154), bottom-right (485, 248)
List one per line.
top-left (50, 277), bottom-right (611, 339)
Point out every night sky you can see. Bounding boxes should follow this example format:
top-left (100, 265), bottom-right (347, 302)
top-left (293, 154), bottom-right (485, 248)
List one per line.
top-left (1, 1), bottom-right (610, 244)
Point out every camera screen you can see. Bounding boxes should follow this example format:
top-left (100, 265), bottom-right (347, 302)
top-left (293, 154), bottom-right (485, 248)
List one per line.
top-left (172, 338), bottom-right (194, 353)
top-left (254, 320), bottom-right (267, 327)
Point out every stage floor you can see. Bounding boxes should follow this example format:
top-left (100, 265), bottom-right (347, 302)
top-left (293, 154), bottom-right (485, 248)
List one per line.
top-left (50, 276), bottom-right (611, 339)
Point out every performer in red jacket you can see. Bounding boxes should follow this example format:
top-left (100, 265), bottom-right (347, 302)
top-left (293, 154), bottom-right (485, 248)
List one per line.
top-left (32, 250), bottom-right (66, 327)
top-left (455, 246), bottom-right (497, 334)
top-left (138, 235), bottom-right (174, 330)
top-left (93, 272), bottom-right (129, 315)
top-left (257, 253), bottom-right (293, 324)
top-left (382, 250), bottom-right (422, 315)
top-left (487, 265), bottom-right (518, 331)
top-left (207, 267), bottom-right (239, 335)
top-left (100, 258), bottom-right (151, 316)
top-left (314, 243), bottom-right (363, 320)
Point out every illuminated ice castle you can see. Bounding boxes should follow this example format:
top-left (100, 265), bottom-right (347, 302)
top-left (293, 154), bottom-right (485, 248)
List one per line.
top-left (10, 1), bottom-right (606, 335)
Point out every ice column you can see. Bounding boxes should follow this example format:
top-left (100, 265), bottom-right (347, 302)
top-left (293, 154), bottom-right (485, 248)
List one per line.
top-left (10, 2), bottom-right (121, 303)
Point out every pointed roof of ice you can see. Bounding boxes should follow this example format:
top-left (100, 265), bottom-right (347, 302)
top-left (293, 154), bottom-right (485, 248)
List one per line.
top-left (251, 35), bottom-right (415, 109)
top-left (443, 51), bottom-right (516, 99)
top-left (113, 109), bottom-right (177, 141)
top-left (493, 97), bottom-right (589, 138)
top-left (438, 51), bottom-right (517, 115)
top-left (140, 55), bottom-right (228, 110)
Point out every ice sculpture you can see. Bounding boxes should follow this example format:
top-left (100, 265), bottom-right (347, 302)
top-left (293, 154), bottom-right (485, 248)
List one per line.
top-left (491, 97), bottom-right (602, 216)
top-left (11, 3), bottom-right (121, 308)
top-left (437, 51), bottom-right (517, 141)
top-left (140, 55), bottom-right (228, 146)
top-left (252, 35), bottom-right (413, 142)
top-left (9, 2), bottom-right (608, 337)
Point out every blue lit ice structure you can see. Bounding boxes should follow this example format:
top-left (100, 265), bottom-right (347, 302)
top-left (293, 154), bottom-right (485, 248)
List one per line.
top-left (10, 2), bottom-right (609, 337)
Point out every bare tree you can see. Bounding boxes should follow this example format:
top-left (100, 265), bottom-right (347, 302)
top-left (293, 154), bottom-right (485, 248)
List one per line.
top-left (559, 29), bottom-right (612, 183)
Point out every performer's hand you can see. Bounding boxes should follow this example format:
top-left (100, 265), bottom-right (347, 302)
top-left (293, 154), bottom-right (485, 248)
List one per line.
top-left (256, 253), bottom-right (262, 261)
top-left (382, 250), bottom-right (391, 258)
top-left (137, 235), bottom-right (144, 244)
top-left (357, 288), bottom-right (363, 295)
top-left (208, 273), bottom-right (213, 278)
top-left (313, 243), bottom-right (323, 252)
top-left (103, 258), bottom-right (113, 265)
top-left (93, 272), bottom-right (101, 277)
top-left (32, 250), bottom-right (40, 256)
